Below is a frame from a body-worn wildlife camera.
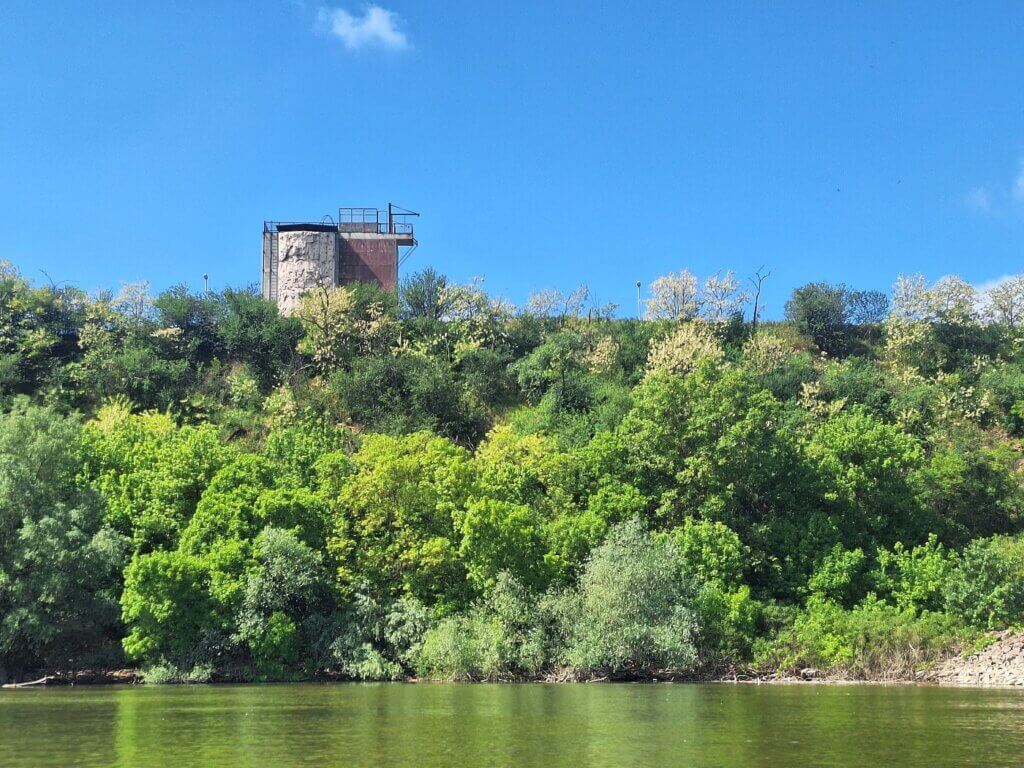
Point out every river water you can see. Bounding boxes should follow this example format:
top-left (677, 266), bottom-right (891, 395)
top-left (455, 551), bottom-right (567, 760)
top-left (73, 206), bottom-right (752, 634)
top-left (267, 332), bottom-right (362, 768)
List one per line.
top-left (1, 683), bottom-right (1023, 767)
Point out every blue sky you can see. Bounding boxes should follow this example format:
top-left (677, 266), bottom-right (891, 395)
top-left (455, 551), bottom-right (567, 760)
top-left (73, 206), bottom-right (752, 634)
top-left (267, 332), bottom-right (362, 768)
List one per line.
top-left (2, 1), bottom-right (1023, 317)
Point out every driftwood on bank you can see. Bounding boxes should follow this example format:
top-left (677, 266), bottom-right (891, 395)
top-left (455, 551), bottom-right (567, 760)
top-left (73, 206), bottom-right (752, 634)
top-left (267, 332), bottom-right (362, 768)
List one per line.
top-left (2, 675), bottom-right (53, 689)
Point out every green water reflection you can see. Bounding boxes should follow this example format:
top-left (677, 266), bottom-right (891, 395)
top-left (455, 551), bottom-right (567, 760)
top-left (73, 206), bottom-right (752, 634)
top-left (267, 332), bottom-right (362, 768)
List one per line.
top-left (2, 683), bottom-right (1023, 767)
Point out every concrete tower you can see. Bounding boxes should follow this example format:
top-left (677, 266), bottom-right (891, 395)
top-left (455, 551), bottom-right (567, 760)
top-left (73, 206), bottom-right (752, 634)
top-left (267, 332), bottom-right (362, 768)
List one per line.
top-left (262, 205), bottom-right (417, 315)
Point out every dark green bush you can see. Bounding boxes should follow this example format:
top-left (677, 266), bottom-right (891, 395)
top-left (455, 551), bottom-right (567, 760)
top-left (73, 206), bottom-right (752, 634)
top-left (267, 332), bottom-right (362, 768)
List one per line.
top-left (944, 535), bottom-right (1024, 629)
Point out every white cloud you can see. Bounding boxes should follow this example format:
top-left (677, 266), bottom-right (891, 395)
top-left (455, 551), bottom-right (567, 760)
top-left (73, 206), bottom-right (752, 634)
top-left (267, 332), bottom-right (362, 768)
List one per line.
top-left (318, 5), bottom-right (408, 50)
top-left (965, 158), bottom-right (1024, 214)
top-left (975, 274), bottom-right (1013, 294)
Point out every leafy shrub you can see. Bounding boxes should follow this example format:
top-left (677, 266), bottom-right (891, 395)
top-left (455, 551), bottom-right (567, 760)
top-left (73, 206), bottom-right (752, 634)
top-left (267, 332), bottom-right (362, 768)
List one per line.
top-left (870, 535), bottom-right (951, 613)
top-left (807, 546), bottom-right (869, 607)
top-left (415, 574), bottom-right (547, 680)
top-left (756, 597), bottom-right (963, 679)
top-left (913, 437), bottom-right (1024, 544)
top-left (235, 528), bottom-right (331, 679)
top-left (977, 363), bottom-right (1024, 435)
top-left (805, 409), bottom-right (928, 552)
top-left (321, 594), bottom-right (433, 681)
top-left (658, 519), bottom-right (760, 663)
top-left (80, 404), bottom-right (230, 551)
top-left (246, 612), bottom-right (301, 680)
top-left (142, 661), bottom-right (214, 684)
top-left (693, 584), bottom-right (761, 664)
top-left (456, 347), bottom-right (518, 410)
top-left (819, 357), bottom-right (892, 417)
top-left (0, 402), bottom-right (128, 676)
top-left (661, 518), bottom-right (747, 589)
top-left (457, 498), bottom-right (552, 593)
top-left (331, 355), bottom-right (488, 444)
top-left (943, 534), bottom-right (1024, 629)
top-left (120, 549), bottom-right (226, 666)
top-left (558, 520), bottom-right (698, 676)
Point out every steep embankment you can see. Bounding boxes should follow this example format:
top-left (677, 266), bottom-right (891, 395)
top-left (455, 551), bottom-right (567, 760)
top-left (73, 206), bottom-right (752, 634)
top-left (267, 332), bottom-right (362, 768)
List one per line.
top-left (930, 632), bottom-right (1024, 687)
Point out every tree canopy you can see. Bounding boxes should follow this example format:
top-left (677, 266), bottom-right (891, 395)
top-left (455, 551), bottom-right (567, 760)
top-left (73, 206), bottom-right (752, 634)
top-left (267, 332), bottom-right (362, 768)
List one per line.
top-left (2, 260), bottom-right (1024, 682)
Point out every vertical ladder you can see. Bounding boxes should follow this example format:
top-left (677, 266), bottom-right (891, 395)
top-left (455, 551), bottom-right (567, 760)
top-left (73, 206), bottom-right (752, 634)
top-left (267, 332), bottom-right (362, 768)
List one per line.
top-left (269, 231), bottom-right (279, 302)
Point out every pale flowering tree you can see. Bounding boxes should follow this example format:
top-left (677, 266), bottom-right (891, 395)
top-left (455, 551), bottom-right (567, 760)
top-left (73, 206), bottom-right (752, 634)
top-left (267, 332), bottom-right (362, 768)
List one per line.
top-left (114, 281), bottom-right (154, 329)
top-left (524, 288), bottom-right (562, 318)
top-left (929, 276), bottom-right (979, 325)
top-left (646, 321), bottom-right (724, 376)
top-left (701, 271), bottom-right (749, 322)
top-left (442, 278), bottom-right (509, 323)
top-left (742, 330), bottom-right (797, 375)
top-left (295, 285), bottom-right (398, 370)
top-left (295, 285), bottom-right (358, 370)
top-left (583, 334), bottom-right (620, 374)
top-left (524, 284), bottom-right (610, 323)
top-left (439, 277), bottom-right (516, 351)
top-left (890, 273), bottom-right (980, 325)
top-left (562, 284), bottom-right (591, 319)
top-left (890, 274), bottom-right (931, 321)
top-left (884, 273), bottom-right (986, 375)
top-left (645, 270), bottom-right (700, 321)
top-left (983, 276), bottom-right (1024, 328)
top-left (645, 270), bottom-right (748, 322)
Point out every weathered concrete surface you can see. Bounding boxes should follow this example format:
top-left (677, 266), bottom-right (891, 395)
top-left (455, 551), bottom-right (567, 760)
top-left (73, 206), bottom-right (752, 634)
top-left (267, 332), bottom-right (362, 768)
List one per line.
top-left (930, 631), bottom-right (1024, 687)
top-left (275, 230), bottom-right (337, 315)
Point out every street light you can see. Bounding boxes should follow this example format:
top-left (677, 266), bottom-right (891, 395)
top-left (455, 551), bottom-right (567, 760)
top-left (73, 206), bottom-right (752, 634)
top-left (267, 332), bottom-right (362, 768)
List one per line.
top-left (203, 273), bottom-right (209, 296)
top-left (635, 280), bottom-right (642, 320)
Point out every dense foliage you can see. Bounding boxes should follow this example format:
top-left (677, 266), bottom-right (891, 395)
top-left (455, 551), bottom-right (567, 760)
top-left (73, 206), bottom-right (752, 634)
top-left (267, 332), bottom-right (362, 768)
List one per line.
top-left (2, 261), bottom-right (1024, 682)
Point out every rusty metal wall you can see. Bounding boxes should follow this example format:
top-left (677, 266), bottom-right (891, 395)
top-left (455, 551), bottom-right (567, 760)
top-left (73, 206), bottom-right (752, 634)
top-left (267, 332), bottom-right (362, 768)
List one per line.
top-left (338, 236), bottom-right (400, 291)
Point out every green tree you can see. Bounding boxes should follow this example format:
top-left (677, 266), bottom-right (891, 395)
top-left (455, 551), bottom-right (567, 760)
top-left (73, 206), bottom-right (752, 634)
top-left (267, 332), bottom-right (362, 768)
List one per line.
top-left (399, 267), bottom-right (452, 321)
top-left (0, 402), bottom-right (126, 680)
top-left (120, 549), bottom-right (223, 666)
top-left (661, 519), bottom-right (760, 662)
top-left (0, 262), bottom-right (88, 399)
top-left (80, 403), bottom-right (231, 551)
top-left (805, 408), bottom-right (928, 551)
top-left (179, 456), bottom-right (328, 554)
top-left (330, 354), bottom-right (488, 444)
top-left (871, 535), bottom-right (952, 613)
top-left (662, 518), bottom-right (747, 589)
top-left (618, 363), bottom-right (818, 591)
top-left (415, 572), bottom-right (548, 680)
top-left (154, 285), bottom-right (224, 367)
top-left (236, 528), bottom-right (332, 679)
top-left (296, 284), bottom-right (398, 372)
top-left (218, 288), bottom-right (303, 389)
top-left (913, 434), bottom-right (1023, 544)
top-left (328, 432), bottom-right (475, 607)
top-left (457, 498), bottom-right (553, 593)
top-left (806, 545), bottom-right (869, 607)
top-left (785, 282), bottom-right (885, 356)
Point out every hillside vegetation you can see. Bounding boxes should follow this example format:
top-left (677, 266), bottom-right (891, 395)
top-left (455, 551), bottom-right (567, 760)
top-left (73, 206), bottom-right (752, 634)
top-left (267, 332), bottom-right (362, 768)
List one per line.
top-left (2, 262), bottom-right (1024, 682)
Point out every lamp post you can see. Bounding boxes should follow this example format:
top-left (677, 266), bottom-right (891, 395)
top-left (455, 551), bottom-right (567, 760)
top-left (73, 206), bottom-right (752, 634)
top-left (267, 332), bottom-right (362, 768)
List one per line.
top-left (203, 273), bottom-right (209, 296)
top-left (635, 280), bottom-right (642, 320)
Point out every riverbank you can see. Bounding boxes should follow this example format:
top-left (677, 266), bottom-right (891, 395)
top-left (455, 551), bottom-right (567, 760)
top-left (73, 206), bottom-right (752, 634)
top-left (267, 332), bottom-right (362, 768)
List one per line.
top-left (1, 669), bottom-right (142, 688)
top-left (7, 633), bottom-right (1024, 689)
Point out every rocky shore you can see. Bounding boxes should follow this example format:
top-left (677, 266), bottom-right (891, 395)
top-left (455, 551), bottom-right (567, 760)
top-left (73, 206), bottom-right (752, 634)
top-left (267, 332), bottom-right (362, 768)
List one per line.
top-left (928, 631), bottom-right (1024, 687)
